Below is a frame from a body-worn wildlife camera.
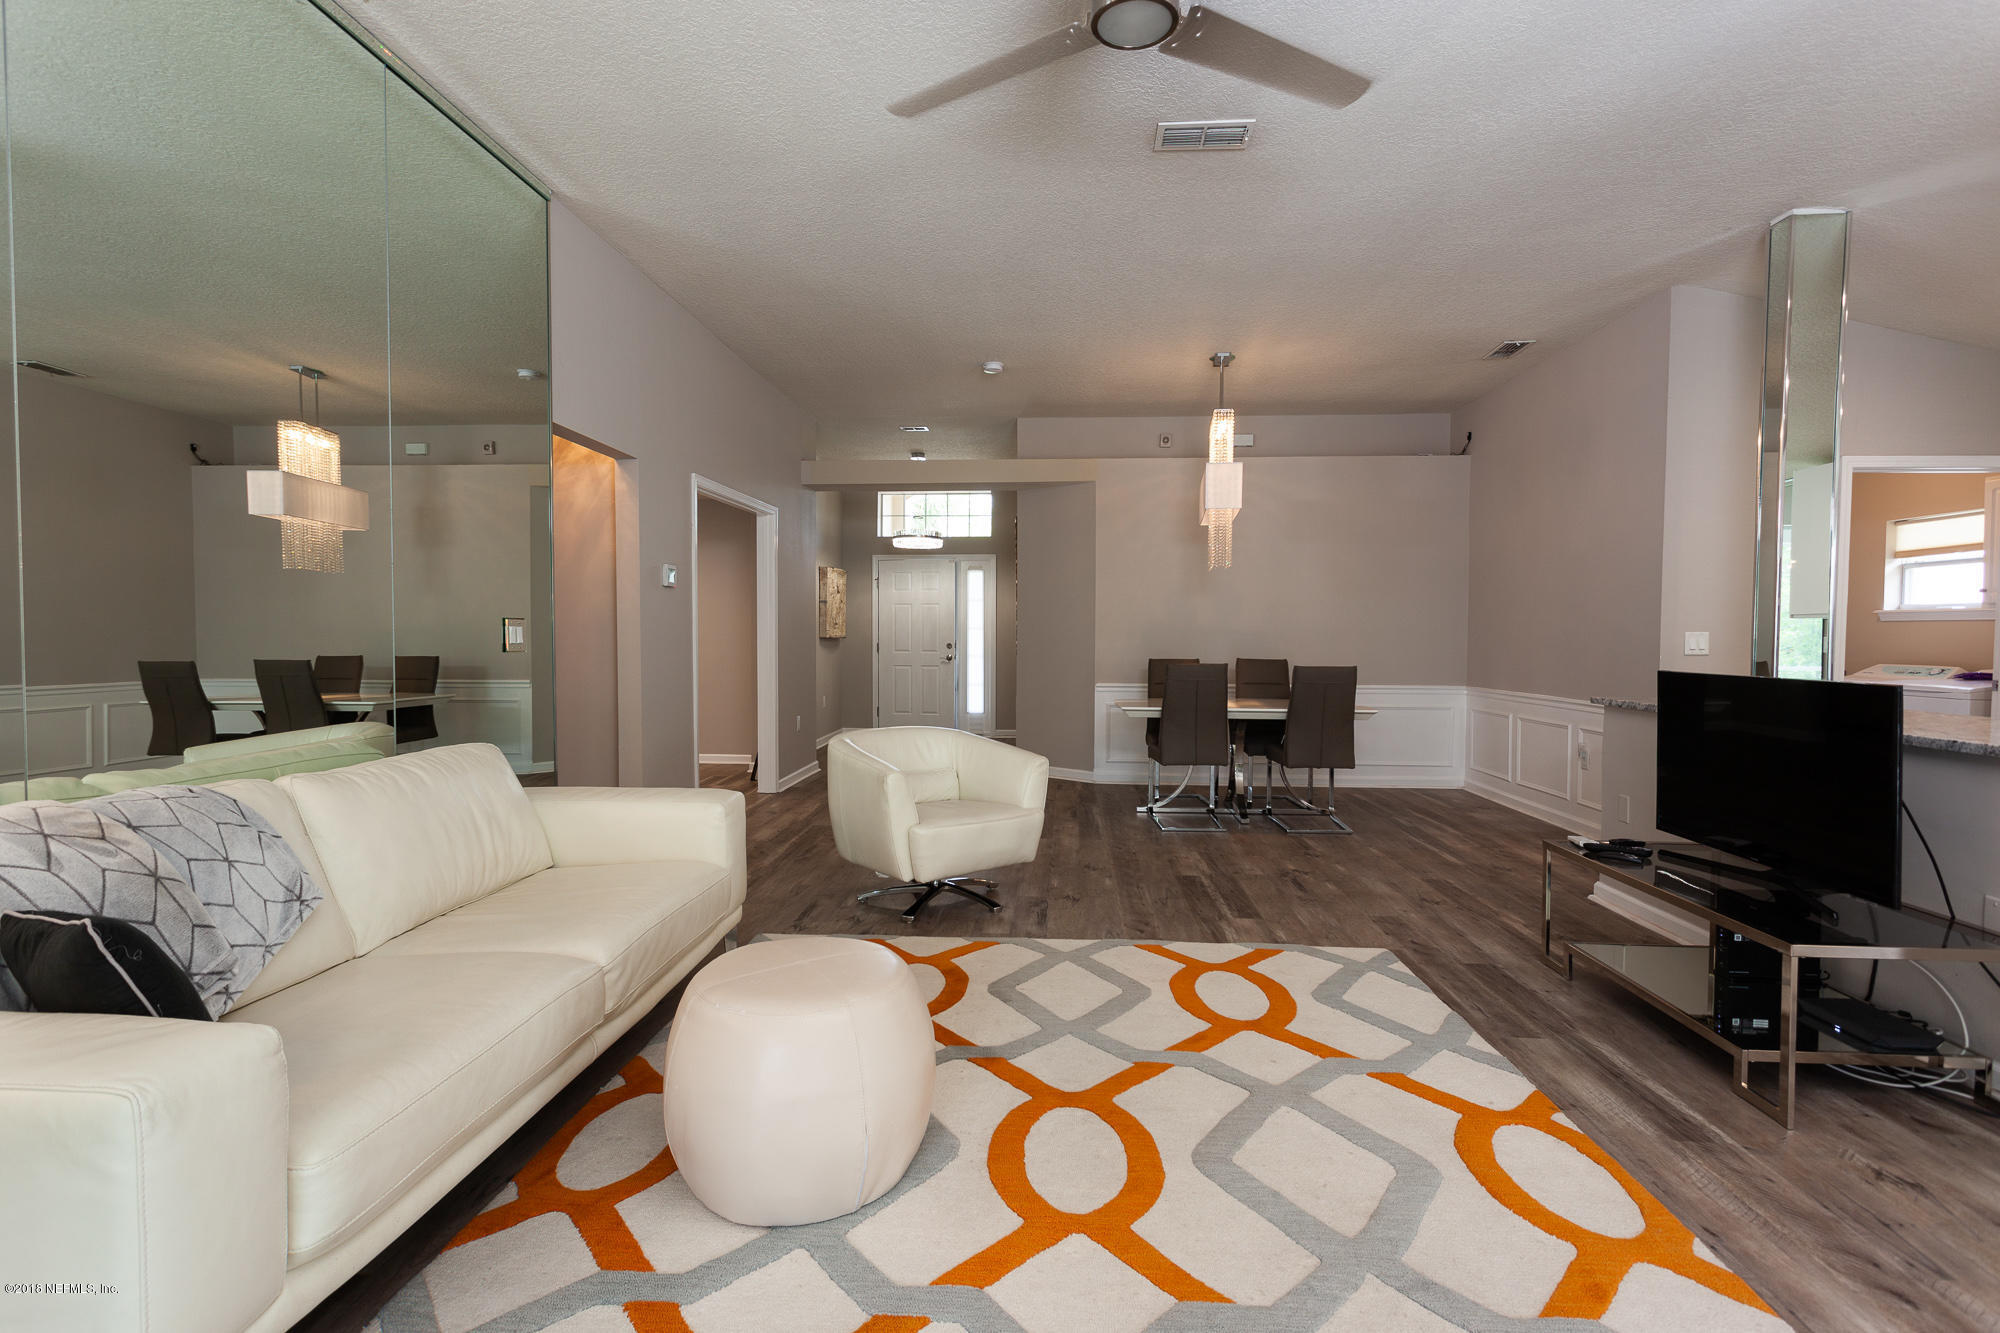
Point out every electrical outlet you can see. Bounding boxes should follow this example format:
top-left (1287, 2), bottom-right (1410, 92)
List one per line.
top-left (481, 440), bottom-right (498, 456)
top-left (1620, 794), bottom-right (1633, 824)
top-left (1576, 737), bottom-right (1590, 771)
top-left (1684, 631), bottom-right (1710, 656)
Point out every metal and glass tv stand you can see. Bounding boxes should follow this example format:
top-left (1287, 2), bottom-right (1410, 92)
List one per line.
top-left (1541, 839), bottom-right (1999, 1129)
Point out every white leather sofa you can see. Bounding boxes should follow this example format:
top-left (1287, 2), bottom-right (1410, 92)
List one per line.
top-left (828, 726), bottom-right (1048, 921)
top-left (0, 743), bottom-right (745, 1333)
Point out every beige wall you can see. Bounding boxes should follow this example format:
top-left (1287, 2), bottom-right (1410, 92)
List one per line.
top-left (836, 489), bottom-right (1018, 733)
top-left (813, 491), bottom-right (843, 742)
top-left (192, 463), bottom-right (546, 681)
top-left (1016, 484), bottom-right (1096, 771)
top-left (549, 200), bottom-right (818, 788)
top-left (1844, 471), bottom-right (1998, 672)
top-left (1842, 321), bottom-right (2000, 459)
top-left (10, 375), bottom-right (230, 684)
top-left (1659, 286), bottom-right (1763, 675)
top-left (696, 497), bottom-right (758, 758)
top-left (1020, 414), bottom-right (1451, 459)
top-left (553, 436), bottom-right (621, 785)
top-left (1455, 290), bottom-right (1672, 703)
top-left (1091, 456), bottom-right (1470, 685)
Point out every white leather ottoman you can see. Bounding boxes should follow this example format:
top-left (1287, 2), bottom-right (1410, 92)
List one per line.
top-left (661, 936), bottom-right (936, 1226)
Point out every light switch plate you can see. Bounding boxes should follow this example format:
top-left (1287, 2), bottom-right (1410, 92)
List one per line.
top-left (1684, 631), bottom-right (1710, 656)
top-left (661, 564), bottom-right (678, 588)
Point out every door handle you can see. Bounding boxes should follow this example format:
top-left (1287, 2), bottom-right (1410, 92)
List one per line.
top-left (943, 640), bottom-right (956, 664)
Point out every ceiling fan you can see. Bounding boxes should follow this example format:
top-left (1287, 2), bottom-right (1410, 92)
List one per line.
top-left (889, 0), bottom-right (1371, 118)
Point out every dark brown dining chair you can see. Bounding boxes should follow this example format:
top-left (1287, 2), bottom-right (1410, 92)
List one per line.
top-left (137, 660), bottom-right (219, 756)
top-left (1144, 657), bottom-right (1198, 749)
top-left (1243, 665), bottom-right (1359, 834)
top-left (1234, 656), bottom-right (1291, 759)
top-left (313, 654), bottom-right (369, 722)
top-left (1145, 662), bottom-right (1231, 831)
top-left (392, 655), bottom-right (441, 745)
top-left (254, 659), bottom-right (331, 734)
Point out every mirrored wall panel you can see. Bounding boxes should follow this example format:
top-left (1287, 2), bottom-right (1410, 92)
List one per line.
top-left (1752, 208), bottom-right (1850, 679)
top-left (0, 0), bottom-right (551, 798)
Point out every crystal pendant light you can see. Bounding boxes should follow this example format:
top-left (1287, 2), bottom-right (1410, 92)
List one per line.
top-left (248, 365), bottom-right (369, 572)
top-left (1198, 352), bottom-right (1242, 570)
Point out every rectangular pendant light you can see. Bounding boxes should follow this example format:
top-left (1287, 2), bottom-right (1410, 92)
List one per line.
top-left (248, 418), bottom-right (370, 573)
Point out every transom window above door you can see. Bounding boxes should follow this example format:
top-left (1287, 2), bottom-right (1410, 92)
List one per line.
top-left (878, 491), bottom-right (993, 539)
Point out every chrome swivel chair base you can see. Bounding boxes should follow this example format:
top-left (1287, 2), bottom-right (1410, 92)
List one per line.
top-left (858, 876), bottom-right (1003, 922)
top-left (1140, 761), bottom-right (1228, 832)
top-left (1253, 760), bottom-right (1354, 835)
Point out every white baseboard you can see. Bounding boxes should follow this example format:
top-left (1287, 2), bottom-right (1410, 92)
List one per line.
top-left (1589, 877), bottom-right (1709, 945)
top-left (1048, 766), bottom-right (1099, 784)
top-left (1090, 682), bottom-right (1466, 788)
top-left (815, 730), bottom-right (842, 750)
top-left (1463, 687), bottom-right (1604, 834)
top-left (777, 759), bottom-right (821, 792)
top-left (698, 753), bottom-right (754, 766)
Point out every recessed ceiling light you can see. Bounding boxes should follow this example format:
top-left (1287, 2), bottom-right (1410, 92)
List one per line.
top-left (899, 424), bottom-right (930, 432)
top-left (909, 449), bottom-right (927, 461)
top-left (515, 367), bottom-right (544, 379)
top-left (981, 361), bottom-right (1004, 375)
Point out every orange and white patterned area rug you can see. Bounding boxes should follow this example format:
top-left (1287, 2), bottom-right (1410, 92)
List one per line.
top-left (372, 938), bottom-right (1788, 1333)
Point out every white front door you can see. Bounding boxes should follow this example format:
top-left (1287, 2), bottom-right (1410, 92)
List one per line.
top-left (877, 557), bottom-right (956, 726)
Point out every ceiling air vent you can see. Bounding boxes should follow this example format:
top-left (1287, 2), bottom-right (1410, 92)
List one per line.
top-left (1154, 119), bottom-right (1255, 151)
top-left (15, 359), bottom-right (83, 377)
top-left (1484, 340), bottom-right (1536, 360)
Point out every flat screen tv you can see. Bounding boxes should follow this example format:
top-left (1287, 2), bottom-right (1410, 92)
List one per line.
top-left (1656, 671), bottom-right (1902, 908)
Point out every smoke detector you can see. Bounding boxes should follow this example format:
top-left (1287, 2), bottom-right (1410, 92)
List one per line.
top-left (1484, 340), bottom-right (1536, 359)
top-left (1155, 119), bottom-right (1255, 151)
top-left (981, 361), bottom-right (1004, 375)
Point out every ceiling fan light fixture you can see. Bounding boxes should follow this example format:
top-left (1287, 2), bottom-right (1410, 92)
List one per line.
top-left (1091, 0), bottom-right (1180, 50)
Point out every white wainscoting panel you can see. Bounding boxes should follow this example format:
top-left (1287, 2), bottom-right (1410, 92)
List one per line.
top-left (1088, 682), bottom-right (1465, 787)
top-left (0, 682), bottom-right (149, 780)
top-left (1462, 688), bottom-right (1605, 833)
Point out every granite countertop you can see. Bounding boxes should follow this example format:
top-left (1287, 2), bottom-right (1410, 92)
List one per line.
top-left (1588, 697), bottom-right (2000, 758)
top-left (1900, 709), bottom-right (2000, 758)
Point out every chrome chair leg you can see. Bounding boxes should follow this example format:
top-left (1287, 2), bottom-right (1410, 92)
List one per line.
top-left (1264, 764), bottom-right (1355, 835)
top-left (1150, 762), bottom-right (1226, 832)
top-left (858, 877), bottom-right (1006, 921)
top-left (1141, 760), bottom-right (1223, 831)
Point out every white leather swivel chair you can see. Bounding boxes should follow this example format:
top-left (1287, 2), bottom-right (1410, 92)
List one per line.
top-left (828, 727), bottom-right (1049, 922)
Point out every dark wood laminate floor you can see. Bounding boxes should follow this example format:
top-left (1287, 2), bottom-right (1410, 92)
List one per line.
top-left (310, 767), bottom-right (2000, 1333)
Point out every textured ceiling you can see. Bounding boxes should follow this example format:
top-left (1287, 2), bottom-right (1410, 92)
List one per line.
top-left (348, 0), bottom-right (2000, 419)
top-left (6, 0), bottom-right (548, 426)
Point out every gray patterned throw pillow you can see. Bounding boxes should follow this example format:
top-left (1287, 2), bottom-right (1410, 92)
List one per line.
top-left (0, 786), bottom-right (321, 1017)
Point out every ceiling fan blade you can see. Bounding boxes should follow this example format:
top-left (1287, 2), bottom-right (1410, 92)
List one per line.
top-left (889, 23), bottom-right (1091, 117)
top-left (1160, 6), bottom-right (1371, 110)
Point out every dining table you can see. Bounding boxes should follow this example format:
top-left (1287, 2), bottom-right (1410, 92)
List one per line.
top-left (208, 690), bottom-right (453, 715)
top-left (1113, 697), bottom-right (1377, 818)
